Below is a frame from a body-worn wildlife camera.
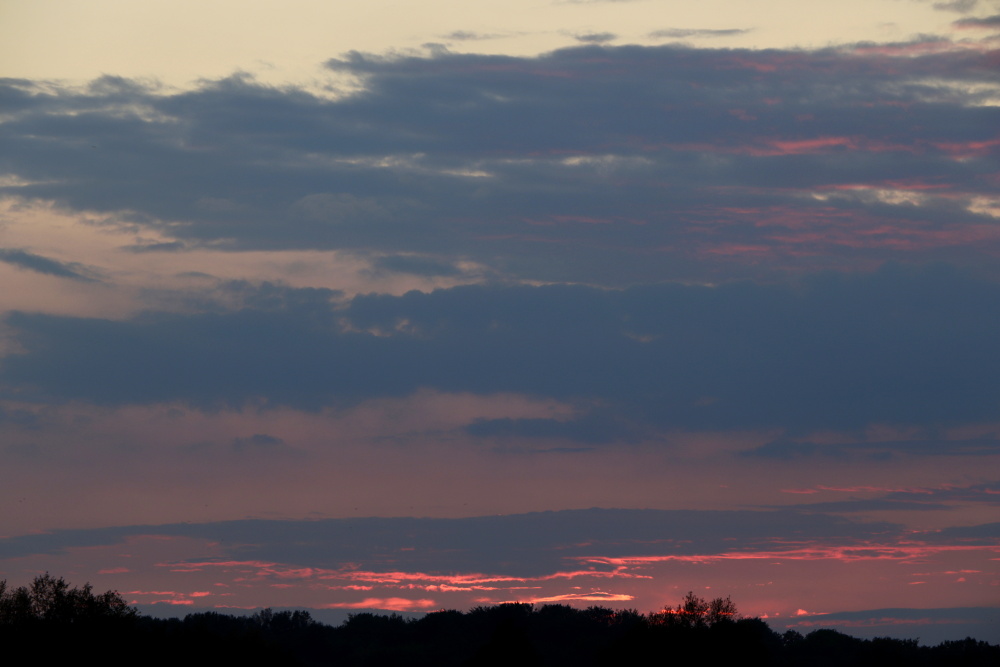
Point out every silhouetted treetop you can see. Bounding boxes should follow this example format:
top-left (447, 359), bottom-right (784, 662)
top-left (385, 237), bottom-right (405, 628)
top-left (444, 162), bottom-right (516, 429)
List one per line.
top-left (0, 573), bottom-right (137, 624)
top-left (649, 591), bottom-right (739, 628)
top-left (1, 580), bottom-right (996, 666)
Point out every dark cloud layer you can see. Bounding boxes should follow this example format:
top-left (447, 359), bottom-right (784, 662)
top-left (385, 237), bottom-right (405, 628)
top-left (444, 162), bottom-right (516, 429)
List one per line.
top-left (466, 411), bottom-right (640, 444)
top-left (763, 481), bottom-right (1000, 513)
top-left (0, 508), bottom-right (902, 576)
top-left (4, 265), bottom-right (1000, 436)
top-left (742, 437), bottom-right (1000, 460)
top-left (1, 41), bottom-right (997, 284)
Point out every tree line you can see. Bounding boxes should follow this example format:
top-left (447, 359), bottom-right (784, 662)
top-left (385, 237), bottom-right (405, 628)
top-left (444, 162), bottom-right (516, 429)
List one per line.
top-left (1, 574), bottom-right (996, 666)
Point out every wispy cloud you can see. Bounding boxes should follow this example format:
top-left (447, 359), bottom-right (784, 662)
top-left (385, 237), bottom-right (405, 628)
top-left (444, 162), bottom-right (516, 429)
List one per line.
top-left (953, 13), bottom-right (1000, 28)
top-left (442, 30), bottom-right (505, 41)
top-left (0, 249), bottom-right (98, 282)
top-left (931, 0), bottom-right (979, 13)
top-left (649, 27), bottom-right (751, 39)
top-left (572, 32), bottom-right (617, 44)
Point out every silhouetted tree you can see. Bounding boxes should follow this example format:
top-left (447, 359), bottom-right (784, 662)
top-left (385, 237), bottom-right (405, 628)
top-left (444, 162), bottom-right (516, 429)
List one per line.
top-left (3, 579), bottom-right (997, 666)
top-left (649, 591), bottom-right (738, 628)
top-left (0, 572), bottom-right (137, 624)
top-left (707, 594), bottom-right (739, 624)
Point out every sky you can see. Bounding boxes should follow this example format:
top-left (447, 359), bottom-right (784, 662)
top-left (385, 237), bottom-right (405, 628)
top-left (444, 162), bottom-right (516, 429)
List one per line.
top-left (1, 0), bottom-right (999, 644)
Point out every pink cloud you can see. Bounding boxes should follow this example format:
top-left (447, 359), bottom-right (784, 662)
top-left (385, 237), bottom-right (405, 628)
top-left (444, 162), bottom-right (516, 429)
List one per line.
top-left (815, 485), bottom-right (932, 494)
top-left (319, 597), bottom-right (438, 611)
top-left (509, 592), bottom-right (635, 604)
top-left (578, 542), bottom-right (1000, 566)
top-left (668, 136), bottom-right (920, 157)
top-left (932, 137), bottom-right (1000, 159)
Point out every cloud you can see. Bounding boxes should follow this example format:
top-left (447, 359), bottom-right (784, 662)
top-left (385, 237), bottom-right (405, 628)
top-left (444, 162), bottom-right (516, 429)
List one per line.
top-left (465, 411), bottom-right (640, 444)
top-left (442, 31), bottom-right (506, 41)
top-left (573, 32), bottom-right (617, 44)
top-left (953, 13), bottom-right (1000, 28)
top-left (771, 607), bottom-right (1000, 645)
top-left (921, 521), bottom-right (1000, 543)
top-left (649, 28), bottom-right (751, 39)
top-left (4, 265), bottom-right (1000, 433)
top-left (518, 592), bottom-right (634, 603)
top-left (889, 481), bottom-right (1000, 505)
top-left (3, 509), bottom-right (994, 638)
top-left (0, 249), bottom-right (98, 282)
top-left (0, 508), bottom-right (905, 576)
top-left (322, 597), bottom-right (437, 610)
top-left (119, 241), bottom-right (187, 253)
top-left (770, 498), bottom-right (952, 512)
top-left (2, 43), bottom-right (998, 285)
top-left (741, 437), bottom-right (1000, 460)
top-left (931, 0), bottom-right (979, 12)
top-left (290, 193), bottom-right (390, 225)
top-left (765, 481), bottom-right (1000, 513)
top-left (369, 255), bottom-right (463, 277)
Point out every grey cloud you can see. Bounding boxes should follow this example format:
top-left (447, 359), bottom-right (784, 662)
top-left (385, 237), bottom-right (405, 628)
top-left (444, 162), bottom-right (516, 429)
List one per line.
top-left (120, 241), bottom-right (187, 253)
top-left (932, 0), bottom-right (979, 12)
top-left (741, 437), bottom-right (1000, 460)
top-left (443, 31), bottom-right (505, 41)
top-left (953, 13), bottom-right (1000, 27)
top-left (649, 28), bottom-right (750, 39)
top-left (2, 44), bottom-right (997, 284)
top-left (466, 411), bottom-right (641, 444)
top-left (573, 32), bottom-right (617, 44)
top-left (0, 249), bottom-right (98, 282)
top-left (776, 499), bottom-right (952, 512)
top-left (923, 521), bottom-right (1000, 542)
top-left (5, 265), bottom-right (1000, 434)
top-left (740, 440), bottom-right (851, 461)
top-left (369, 255), bottom-right (463, 277)
top-left (0, 508), bottom-right (901, 577)
top-left (883, 481), bottom-right (1000, 505)
top-left (290, 193), bottom-right (390, 224)
top-left (771, 607), bottom-right (1000, 645)
top-left (764, 481), bottom-right (1000, 513)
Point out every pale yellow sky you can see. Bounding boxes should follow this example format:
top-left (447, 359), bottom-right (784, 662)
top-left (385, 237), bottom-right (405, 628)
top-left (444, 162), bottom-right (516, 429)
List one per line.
top-left (0, 0), bottom-right (976, 90)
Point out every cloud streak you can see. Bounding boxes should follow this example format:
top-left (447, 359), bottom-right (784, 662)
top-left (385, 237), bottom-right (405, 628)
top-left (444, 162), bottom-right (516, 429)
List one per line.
top-left (649, 28), bottom-right (751, 39)
top-left (0, 249), bottom-right (98, 282)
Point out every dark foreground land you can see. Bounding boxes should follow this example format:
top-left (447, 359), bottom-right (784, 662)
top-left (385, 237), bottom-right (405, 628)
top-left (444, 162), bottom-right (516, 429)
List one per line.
top-left (2, 575), bottom-right (997, 666)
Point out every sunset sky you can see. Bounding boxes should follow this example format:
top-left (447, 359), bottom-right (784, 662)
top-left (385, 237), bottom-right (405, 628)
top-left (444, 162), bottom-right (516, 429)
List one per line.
top-left (1, 0), bottom-right (998, 643)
